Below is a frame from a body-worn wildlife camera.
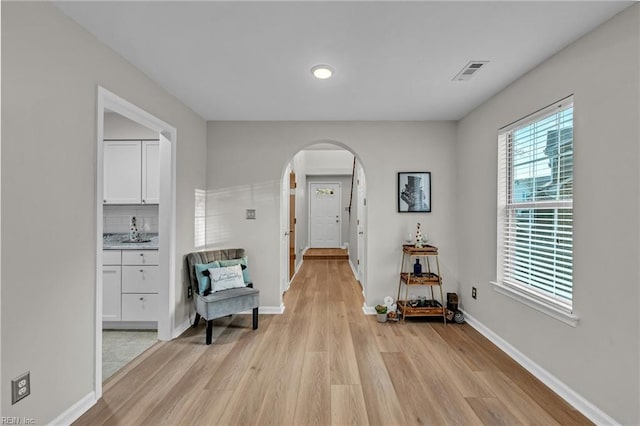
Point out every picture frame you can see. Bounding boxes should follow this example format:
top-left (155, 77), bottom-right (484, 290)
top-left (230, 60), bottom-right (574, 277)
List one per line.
top-left (398, 172), bottom-right (431, 213)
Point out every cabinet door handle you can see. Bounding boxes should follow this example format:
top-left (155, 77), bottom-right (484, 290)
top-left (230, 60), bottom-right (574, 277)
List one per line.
top-left (142, 200), bottom-right (146, 204)
top-left (139, 269), bottom-right (144, 273)
top-left (139, 297), bottom-right (144, 301)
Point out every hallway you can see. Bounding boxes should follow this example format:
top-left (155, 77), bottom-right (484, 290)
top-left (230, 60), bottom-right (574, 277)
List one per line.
top-left (75, 258), bottom-right (590, 425)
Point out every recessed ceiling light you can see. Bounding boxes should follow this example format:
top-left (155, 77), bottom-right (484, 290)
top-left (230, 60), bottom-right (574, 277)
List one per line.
top-left (311, 64), bottom-right (334, 80)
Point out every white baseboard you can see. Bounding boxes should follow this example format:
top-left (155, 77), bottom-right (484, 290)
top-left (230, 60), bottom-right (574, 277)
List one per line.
top-left (259, 304), bottom-right (286, 314)
top-left (286, 258), bottom-right (304, 292)
top-left (48, 391), bottom-right (96, 426)
top-left (462, 311), bottom-right (619, 426)
top-left (173, 318), bottom-right (192, 339)
top-left (102, 321), bottom-right (157, 330)
top-left (348, 260), bottom-right (359, 281)
top-left (362, 304), bottom-right (375, 315)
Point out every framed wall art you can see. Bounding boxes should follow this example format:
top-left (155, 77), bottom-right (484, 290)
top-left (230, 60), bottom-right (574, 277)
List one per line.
top-left (398, 172), bottom-right (431, 213)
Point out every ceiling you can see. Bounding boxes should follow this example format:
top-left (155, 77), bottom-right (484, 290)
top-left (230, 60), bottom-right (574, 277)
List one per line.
top-left (55, 1), bottom-right (633, 121)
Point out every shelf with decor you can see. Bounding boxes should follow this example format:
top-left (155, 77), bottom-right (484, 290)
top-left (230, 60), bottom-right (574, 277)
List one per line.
top-left (396, 244), bottom-right (446, 324)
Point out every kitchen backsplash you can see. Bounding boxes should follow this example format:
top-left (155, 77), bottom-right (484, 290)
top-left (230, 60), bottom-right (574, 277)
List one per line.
top-left (104, 204), bottom-right (159, 234)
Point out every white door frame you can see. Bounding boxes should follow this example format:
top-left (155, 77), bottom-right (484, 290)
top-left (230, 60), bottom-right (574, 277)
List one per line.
top-left (357, 165), bottom-right (367, 284)
top-left (280, 164), bottom-right (292, 296)
top-left (308, 181), bottom-right (342, 248)
top-left (95, 86), bottom-right (177, 399)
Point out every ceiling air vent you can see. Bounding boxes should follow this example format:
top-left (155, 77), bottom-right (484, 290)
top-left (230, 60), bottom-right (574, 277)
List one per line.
top-left (452, 61), bottom-right (489, 81)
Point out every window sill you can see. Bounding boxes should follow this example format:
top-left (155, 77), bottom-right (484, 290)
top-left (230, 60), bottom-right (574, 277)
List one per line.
top-left (490, 281), bottom-right (579, 327)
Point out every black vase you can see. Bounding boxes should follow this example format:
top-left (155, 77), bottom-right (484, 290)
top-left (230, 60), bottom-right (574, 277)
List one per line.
top-left (413, 259), bottom-right (422, 277)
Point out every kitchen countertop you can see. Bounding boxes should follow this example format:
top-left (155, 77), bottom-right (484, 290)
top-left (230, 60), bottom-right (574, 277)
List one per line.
top-left (103, 233), bottom-right (159, 250)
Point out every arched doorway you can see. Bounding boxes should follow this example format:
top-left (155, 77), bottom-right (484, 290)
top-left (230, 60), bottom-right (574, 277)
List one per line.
top-left (279, 141), bottom-right (368, 310)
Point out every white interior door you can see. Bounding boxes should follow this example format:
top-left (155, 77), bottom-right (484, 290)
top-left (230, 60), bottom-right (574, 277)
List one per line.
top-left (310, 182), bottom-right (341, 248)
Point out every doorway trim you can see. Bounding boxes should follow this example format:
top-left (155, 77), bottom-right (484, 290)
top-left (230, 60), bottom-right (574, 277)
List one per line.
top-left (95, 86), bottom-right (177, 399)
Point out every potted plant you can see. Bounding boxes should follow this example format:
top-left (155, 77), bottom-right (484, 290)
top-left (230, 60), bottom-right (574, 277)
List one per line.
top-left (375, 304), bottom-right (388, 323)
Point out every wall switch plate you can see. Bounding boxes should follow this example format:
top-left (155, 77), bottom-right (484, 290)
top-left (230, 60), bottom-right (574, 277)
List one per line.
top-left (472, 287), bottom-right (477, 299)
top-left (246, 209), bottom-right (256, 220)
top-left (11, 372), bottom-right (30, 405)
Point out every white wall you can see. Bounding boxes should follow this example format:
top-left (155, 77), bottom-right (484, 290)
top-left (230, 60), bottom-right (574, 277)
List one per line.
top-left (1, 2), bottom-right (207, 422)
top-left (456, 5), bottom-right (639, 424)
top-left (302, 149), bottom-right (354, 175)
top-left (206, 121), bottom-right (458, 310)
top-left (104, 112), bottom-right (158, 140)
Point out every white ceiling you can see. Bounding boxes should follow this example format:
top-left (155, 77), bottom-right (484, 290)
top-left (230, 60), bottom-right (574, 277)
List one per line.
top-left (55, 1), bottom-right (632, 121)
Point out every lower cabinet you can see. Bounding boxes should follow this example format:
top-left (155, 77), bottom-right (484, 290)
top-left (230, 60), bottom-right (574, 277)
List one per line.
top-left (121, 294), bottom-right (158, 321)
top-left (102, 265), bottom-right (122, 321)
top-left (103, 249), bottom-right (158, 327)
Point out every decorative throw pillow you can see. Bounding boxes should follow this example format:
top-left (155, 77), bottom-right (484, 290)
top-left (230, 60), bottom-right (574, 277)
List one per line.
top-left (194, 261), bottom-right (220, 294)
top-left (208, 264), bottom-right (246, 292)
top-left (218, 256), bottom-right (251, 284)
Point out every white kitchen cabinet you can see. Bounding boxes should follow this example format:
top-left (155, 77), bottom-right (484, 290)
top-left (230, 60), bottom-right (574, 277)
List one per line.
top-left (102, 249), bottom-right (121, 265)
top-left (102, 250), bottom-right (122, 321)
top-left (122, 249), bottom-right (159, 265)
top-left (103, 140), bottom-right (159, 205)
top-left (122, 265), bottom-right (159, 293)
top-left (121, 294), bottom-right (158, 321)
top-left (103, 249), bottom-right (158, 327)
top-left (102, 265), bottom-right (122, 321)
top-left (103, 141), bottom-right (142, 204)
top-left (121, 249), bottom-right (159, 322)
top-left (142, 141), bottom-right (160, 204)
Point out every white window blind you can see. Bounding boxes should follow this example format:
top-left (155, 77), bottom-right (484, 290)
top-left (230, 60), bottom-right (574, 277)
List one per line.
top-left (194, 189), bottom-right (206, 249)
top-left (497, 96), bottom-right (574, 312)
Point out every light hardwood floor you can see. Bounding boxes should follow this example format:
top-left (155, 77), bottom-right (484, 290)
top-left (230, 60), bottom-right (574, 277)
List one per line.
top-left (303, 248), bottom-right (349, 260)
top-left (75, 259), bottom-right (592, 425)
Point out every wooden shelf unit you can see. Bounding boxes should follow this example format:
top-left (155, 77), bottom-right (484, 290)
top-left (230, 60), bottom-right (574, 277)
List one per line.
top-left (396, 244), bottom-right (446, 323)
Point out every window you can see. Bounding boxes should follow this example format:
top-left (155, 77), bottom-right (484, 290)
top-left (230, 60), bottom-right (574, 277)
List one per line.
top-left (496, 96), bottom-right (574, 317)
top-left (194, 189), bottom-right (206, 248)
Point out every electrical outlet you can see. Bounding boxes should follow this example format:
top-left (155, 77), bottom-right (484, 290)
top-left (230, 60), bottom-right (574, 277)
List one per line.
top-left (472, 287), bottom-right (477, 299)
top-left (187, 286), bottom-right (193, 298)
top-left (12, 372), bottom-right (30, 405)
top-left (246, 209), bottom-right (256, 220)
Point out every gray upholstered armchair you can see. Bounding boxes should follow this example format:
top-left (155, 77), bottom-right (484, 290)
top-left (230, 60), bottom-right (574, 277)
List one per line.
top-left (185, 248), bottom-right (259, 344)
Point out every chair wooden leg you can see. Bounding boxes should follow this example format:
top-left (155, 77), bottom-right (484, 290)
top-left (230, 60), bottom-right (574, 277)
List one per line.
top-left (252, 307), bottom-right (259, 330)
top-left (193, 313), bottom-right (201, 327)
top-left (206, 320), bottom-right (213, 345)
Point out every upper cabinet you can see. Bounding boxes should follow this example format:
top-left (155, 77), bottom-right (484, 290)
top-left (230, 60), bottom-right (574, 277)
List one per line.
top-left (104, 141), bottom-right (142, 204)
top-left (104, 140), bottom-right (159, 205)
top-left (142, 141), bottom-right (160, 204)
